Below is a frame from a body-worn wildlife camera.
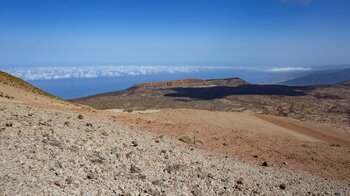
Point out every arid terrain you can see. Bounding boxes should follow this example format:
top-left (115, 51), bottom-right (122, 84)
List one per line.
top-left (1, 72), bottom-right (350, 195)
top-left (74, 78), bottom-right (350, 131)
top-left (112, 109), bottom-right (350, 181)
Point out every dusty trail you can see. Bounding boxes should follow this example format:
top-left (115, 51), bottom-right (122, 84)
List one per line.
top-left (256, 114), bottom-right (350, 148)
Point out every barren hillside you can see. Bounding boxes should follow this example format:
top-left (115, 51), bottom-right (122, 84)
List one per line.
top-left (0, 71), bottom-right (72, 107)
top-left (1, 72), bottom-right (350, 195)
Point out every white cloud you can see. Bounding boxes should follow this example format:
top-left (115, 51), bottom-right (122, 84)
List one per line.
top-left (1, 65), bottom-right (311, 80)
top-left (265, 67), bottom-right (311, 72)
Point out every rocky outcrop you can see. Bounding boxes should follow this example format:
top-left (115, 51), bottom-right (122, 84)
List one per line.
top-left (132, 77), bottom-right (247, 89)
top-left (204, 77), bottom-right (247, 86)
top-left (132, 78), bottom-right (204, 89)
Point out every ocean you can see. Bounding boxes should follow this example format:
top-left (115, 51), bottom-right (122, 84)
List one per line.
top-left (27, 69), bottom-right (276, 99)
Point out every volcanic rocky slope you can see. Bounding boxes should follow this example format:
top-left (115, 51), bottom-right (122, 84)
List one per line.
top-left (0, 71), bottom-right (58, 100)
top-left (2, 101), bottom-right (350, 195)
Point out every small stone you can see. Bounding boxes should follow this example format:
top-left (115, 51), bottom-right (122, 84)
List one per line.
top-left (147, 189), bottom-right (160, 195)
top-left (130, 165), bottom-right (141, 173)
top-left (261, 161), bottom-right (269, 167)
top-left (253, 155), bottom-right (258, 158)
top-left (49, 138), bottom-right (62, 148)
top-left (164, 164), bottom-right (181, 174)
top-left (126, 152), bottom-right (132, 159)
top-left (160, 150), bottom-right (166, 154)
top-left (131, 141), bottom-right (138, 147)
top-left (234, 184), bottom-right (242, 190)
top-left (152, 180), bottom-right (163, 186)
top-left (85, 122), bottom-right (92, 127)
top-left (86, 172), bottom-right (96, 180)
top-left (236, 177), bottom-right (244, 185)
top-left (38, 121), bottom-right (50, 126)
top-left (55, 161), bottom-right (63, 169)
top-left (90, 158), bottom-right (104, 164)
top-left (155, 139), bottom-right (160, 143)
top-left (65, 177), bottom-right (73, 184)
top-left (53, 180), bottom-right (63, 188)
top-left (78, 114), bottom-right (84, 119)
top-left (139, 174), bottom-right (146, 180)
top-left (221, 177), bottom-right (230, 182)
top-left (223, 142), bottom-right (228, 146)
top-left (5, 122), bottom-right (12, 127)
top-left (279, 183), bottom-right (286, 190)
top-left (64, 121), bottom-right (70, 126)
top-left (191, 187), bottom-right (202, 196)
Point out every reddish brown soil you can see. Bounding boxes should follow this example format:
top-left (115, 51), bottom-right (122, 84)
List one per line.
top-left (111, 109), bottom-right (350, 181)
top-left (256, 114), bottom-right (350, 148)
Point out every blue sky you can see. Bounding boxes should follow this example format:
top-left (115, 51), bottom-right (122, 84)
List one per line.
top-left (1, 0), bottom-right (350, 67)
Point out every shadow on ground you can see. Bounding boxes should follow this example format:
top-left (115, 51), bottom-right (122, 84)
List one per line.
top-left (164, 85), bottom-right (310, 100)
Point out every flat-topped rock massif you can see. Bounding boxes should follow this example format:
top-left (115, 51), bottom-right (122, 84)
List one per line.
top-left (131, 78), bottom-right (247, 89)
top-left (132, 78), bottom-right (204, 89)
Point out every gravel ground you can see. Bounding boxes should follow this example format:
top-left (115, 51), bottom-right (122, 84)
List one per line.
top-left (0, 101), bottom-right (349, 195)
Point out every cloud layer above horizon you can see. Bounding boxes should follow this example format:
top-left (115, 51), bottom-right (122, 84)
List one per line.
top-left (1, 65), bottom-right (311, 80)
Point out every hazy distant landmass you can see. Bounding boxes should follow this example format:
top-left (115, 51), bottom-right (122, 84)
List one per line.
top-left (340, 80), bottom-right (350, 86)
top-left (280, 68), bottom-right (350, 86)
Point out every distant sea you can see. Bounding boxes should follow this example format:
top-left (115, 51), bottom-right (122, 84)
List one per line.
top-left (28, 69), bottom-right (275, 99)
